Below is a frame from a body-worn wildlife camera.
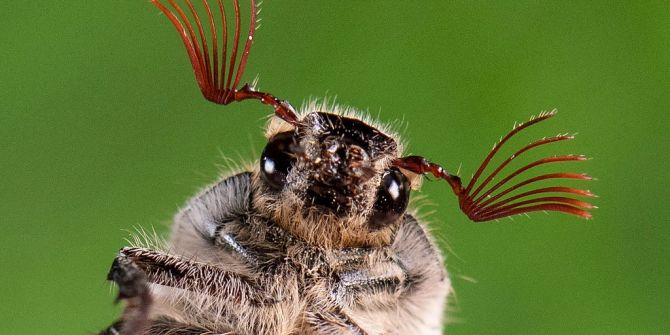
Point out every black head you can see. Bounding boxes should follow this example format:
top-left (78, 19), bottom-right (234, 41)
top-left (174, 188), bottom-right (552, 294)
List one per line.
top-left (259, 112), bottom-right (411, 230)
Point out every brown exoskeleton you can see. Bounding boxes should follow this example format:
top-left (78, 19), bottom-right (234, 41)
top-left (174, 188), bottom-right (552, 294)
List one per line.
top-left (100, 1), bottom-right (595, 334)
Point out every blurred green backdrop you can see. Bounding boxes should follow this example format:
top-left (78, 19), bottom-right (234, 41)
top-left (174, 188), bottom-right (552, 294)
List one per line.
top-left (1, 1), bottom-right (668, 334)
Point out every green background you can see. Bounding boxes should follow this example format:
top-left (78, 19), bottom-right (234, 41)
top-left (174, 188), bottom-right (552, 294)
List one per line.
top-left (2, 1), bottom-right (668, 334)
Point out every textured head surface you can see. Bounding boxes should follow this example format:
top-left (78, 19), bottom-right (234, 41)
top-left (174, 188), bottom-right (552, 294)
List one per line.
top-left (255, 101), bottom-right (410, 248)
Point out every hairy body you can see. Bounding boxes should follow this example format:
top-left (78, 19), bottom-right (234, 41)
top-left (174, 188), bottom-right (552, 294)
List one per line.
top-left (102, 169), bottom-right (448, 335)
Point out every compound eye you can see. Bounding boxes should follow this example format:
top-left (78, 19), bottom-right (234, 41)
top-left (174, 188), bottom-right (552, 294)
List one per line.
top-left (369, 168), bottom-right (410, 229)
top-left (260, 132), bottom-right (297, 190)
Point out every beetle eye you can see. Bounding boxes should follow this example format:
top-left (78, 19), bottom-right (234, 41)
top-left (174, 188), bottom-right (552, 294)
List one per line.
top-left (260, 132), bottom-right (297, 190)
top-left (369, 168), bottom-right (410, 229)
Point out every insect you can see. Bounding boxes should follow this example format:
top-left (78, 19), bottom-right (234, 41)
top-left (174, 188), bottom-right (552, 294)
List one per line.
top-left (100, 1), bottom-right (595, 334)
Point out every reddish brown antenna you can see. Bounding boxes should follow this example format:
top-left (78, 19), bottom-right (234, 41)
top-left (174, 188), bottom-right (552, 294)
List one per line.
top-left (150, 0), bottom-right (299, 124)
top-left (394, 111), bottom-right (595, 222)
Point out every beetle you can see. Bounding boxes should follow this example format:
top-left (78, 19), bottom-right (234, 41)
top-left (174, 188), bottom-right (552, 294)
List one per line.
top-left (100, 1), bottom-right (594, 334)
